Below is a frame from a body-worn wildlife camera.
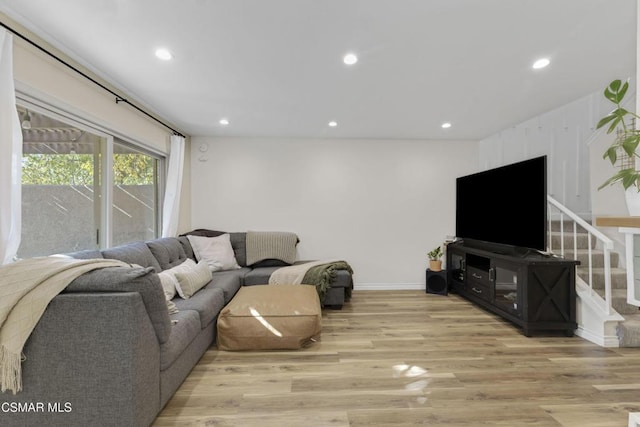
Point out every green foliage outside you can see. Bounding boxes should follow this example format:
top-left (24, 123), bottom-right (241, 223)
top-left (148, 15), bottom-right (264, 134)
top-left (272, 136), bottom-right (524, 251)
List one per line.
top-left (22, 153), bottom-right (155, 186)
top-left (113, 154), bottom-right (156, 185)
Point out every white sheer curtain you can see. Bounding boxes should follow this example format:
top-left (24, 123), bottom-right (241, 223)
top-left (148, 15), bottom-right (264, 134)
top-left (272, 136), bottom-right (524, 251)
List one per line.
top-left (161, 134), bottom-right (185, 237)
top-left (0, 30), bottom-right (22, 265)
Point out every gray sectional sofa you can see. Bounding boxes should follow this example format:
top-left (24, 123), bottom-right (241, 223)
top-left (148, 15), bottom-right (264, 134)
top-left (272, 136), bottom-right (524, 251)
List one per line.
top-left (0, 231), bottom-right (353, 427)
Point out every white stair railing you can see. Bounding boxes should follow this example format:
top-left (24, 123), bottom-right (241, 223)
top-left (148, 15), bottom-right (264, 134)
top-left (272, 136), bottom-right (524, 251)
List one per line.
top-left (547, 195), bottom-right (614, 315)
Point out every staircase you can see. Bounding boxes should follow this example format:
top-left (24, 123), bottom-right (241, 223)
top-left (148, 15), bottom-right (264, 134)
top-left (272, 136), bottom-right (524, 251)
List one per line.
top-left (549, 219), bottom-right (640, 347)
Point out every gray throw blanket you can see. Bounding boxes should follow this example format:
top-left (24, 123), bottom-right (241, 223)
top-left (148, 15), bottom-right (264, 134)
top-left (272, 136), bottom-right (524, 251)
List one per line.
top-left (246, 231), bottom-right (298, 266)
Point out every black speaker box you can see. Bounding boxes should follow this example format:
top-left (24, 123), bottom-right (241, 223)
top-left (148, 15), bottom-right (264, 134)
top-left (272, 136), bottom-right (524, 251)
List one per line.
top-left (426, 269), bottom-right (448, 295)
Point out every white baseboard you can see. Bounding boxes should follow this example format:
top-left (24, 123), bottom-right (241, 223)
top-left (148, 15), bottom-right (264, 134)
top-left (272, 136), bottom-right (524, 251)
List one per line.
top-left (574, 326), bottom-right (620, 348)
top-left (354, 283), bottom-right (423, 291)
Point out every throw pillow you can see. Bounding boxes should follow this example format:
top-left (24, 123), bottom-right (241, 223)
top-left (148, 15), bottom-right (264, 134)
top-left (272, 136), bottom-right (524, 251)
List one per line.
top-left (187, 234), bottom-right (241, 271)
top-left (173, 259), bottom-right (213, 299)
top-left (158, 270), bottom-right (178, 300)
top-left (168, 257), bottom-right (196, 272)
top-left (157, 270), bottom-right (180, 314)
top-left (166, 299), bottom-right (179, 315)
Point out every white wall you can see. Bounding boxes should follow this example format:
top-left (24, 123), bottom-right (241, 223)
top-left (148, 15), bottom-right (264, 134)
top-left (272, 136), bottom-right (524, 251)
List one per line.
top-left (589, 126), bottom-right (629, 253)
top-left (478, 83), bottom-right (638, 257)
top-left (12, 40), bottom-right (170, 153)
top-left (190, 137), bottom-right (478, 288)
top-left (589, 126), bottom-right (630, 221)
top-left (479, 88), bottom-right (633, 220)
top-left (586, 2), bottom-right (640, 252)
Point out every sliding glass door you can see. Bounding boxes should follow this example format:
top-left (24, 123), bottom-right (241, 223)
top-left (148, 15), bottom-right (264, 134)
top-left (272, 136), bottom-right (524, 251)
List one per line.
top-left (112, 140), bottom-right (160, 246)
top-left (17, 106), bottom-right (164, 257)
top-left (19, 107), bottom-right (104, 257)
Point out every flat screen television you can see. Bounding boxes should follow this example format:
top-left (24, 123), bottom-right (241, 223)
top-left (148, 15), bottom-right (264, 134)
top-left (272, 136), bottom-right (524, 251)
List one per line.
top-left (455, 155), bottom-right (547, 252)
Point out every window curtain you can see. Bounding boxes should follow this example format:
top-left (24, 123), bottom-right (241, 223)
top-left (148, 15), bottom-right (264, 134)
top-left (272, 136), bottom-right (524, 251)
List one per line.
top-left (0, 30), bottom-right (22, 265)
top-left (161, 134), bottom-right (185, 237)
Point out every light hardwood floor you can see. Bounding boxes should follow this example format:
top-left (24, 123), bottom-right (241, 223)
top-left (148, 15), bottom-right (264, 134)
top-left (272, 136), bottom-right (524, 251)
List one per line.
top-left (153, 290), bottom-right (640, 426)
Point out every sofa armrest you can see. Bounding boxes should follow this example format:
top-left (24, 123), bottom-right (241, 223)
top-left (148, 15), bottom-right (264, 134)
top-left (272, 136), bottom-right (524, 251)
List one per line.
top-left (66, 266), bottom-right (173, 344)
top-left (0, 292), bottom-right (160, 427)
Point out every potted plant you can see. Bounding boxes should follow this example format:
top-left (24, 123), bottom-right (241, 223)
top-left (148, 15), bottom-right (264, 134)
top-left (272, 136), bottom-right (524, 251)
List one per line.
top-left (597, 79), bottom-right (640, 214)
top-left (428, 246), bottom-right (443, 271)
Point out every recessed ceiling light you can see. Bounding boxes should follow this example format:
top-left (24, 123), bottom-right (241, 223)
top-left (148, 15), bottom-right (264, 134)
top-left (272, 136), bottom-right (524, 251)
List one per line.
top-left (532, 58), bottom-right (550, 69)
top-left (155, 48), bottom-right (173, 61)
top-left (441, 122), bottom-right (452, 129)
top-left (219, 118), bottom-right (230, 125)
top-left (328, 121), bottom-right (338, 127)
top-left (343, 53), bottom-right (358, 65)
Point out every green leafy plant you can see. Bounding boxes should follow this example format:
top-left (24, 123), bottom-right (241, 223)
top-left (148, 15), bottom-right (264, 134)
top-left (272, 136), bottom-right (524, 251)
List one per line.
top-left (428, 246), bottom-right (443, 261)
top-left (597, 79), bottom-right (640, 191)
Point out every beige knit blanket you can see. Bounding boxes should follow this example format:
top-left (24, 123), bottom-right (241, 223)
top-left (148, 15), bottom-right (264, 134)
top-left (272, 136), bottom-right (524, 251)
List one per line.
top-left (268, 259), bottom-right (340, 285)
top-left (246, 231), bottom-right (298, 266)
top-left (0, 256), bottom-right (128, 394)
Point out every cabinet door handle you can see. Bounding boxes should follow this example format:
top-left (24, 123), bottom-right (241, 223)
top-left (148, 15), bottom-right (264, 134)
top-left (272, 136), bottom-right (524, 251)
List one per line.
top-left (471, 287), bottom-right (483, 294)
top-left (472, 273), bottom-right (482, 280)
top-left (489, 268), bottom-right (495, 281)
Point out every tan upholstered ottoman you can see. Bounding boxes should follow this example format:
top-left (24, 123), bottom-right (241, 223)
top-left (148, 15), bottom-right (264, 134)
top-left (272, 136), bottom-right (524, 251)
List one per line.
top-left (217, 284), bottom-right (322, 350)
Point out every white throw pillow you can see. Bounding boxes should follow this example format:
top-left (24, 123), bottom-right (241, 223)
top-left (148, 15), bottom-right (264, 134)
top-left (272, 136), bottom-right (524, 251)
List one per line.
top-left (169, 257), bottom-right (197, 272)
top-left (158, 270), bottom-right (179, 300)
top-left (187, 234), bottom-right (241, 271)
top-left (157, 270), bottom-right (180, 314)
top-left (173, 259), bottom-right (213, 299)
top-left (161, 258), bottom-right (196, 300)
top-left (166, 299), bottom-right (179, 315)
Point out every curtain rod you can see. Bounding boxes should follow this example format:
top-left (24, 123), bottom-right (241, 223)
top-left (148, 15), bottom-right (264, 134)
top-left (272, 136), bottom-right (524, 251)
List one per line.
top-left (0, 20), bottom-right (186, 138)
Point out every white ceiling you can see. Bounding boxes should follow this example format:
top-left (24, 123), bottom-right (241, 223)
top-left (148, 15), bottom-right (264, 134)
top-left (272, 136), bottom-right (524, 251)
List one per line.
top-left (0, 0), bottom-right (636, 140)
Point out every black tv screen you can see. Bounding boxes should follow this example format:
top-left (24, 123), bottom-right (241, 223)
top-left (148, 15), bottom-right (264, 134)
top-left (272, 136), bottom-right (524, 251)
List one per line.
top-left (455, 155), bottom-right (547, 252)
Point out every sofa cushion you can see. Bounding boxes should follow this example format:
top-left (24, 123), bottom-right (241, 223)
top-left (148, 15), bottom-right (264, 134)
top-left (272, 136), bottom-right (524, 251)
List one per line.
top-left (101, 241), bottom-right (163, 273)
top-left (181, 228), bottom-right (226, 238)
top-left (66, 266), bottom-right (172, 344)
top-left (228, 232), bottom-right (247, 267)
top-left (147, 237), bottom-right (188, 270)
top-left (177, 236), bottom-right (195, 260)
top-left (65, 249), bottom-right (104, 259)
top-left (160, 310), bottom-right (201, 370)
top-left (243, 265), bottom-right (281, 286)
top-left (173, 287), bottom-right (225, 329)
top-left (206, 268), bottom-right (247, 304)
top-left (250, 259), bottom-right (291, 268)
top-left (243, 261), bottom-right (326, 285)
top-left (187, 234), bottom-right (241, 271)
